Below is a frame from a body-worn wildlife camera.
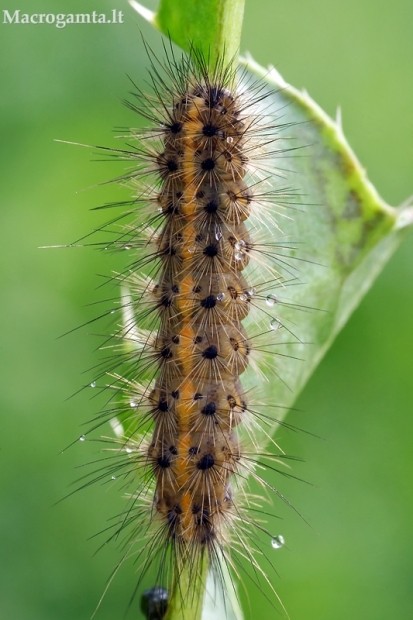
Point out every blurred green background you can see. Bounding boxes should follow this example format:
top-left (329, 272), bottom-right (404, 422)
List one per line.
top-left (1, 1), bottom-right (412, 619)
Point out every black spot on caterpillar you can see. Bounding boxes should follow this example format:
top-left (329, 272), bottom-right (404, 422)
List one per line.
top-left (72, 43), bottom-right (310, 618)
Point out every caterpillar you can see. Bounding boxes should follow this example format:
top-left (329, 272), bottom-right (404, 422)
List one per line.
top-left (75, 43), bottom-right (306, 618)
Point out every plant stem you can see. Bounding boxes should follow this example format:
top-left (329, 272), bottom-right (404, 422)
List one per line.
top-left (163, 552), bottom-right (209, 620)
top-left (130, 0), bottom-right (245, 69)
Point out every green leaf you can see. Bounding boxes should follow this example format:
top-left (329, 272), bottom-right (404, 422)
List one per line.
top-left (239, 55), bottom-right (413, 439)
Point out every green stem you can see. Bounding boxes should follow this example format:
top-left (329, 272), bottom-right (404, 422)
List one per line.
top-left (130, 0), bottom-right (245, 68)
top-left (163, 553), bottom-right (209, 620)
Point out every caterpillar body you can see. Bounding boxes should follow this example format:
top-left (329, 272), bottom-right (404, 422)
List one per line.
top-left (79, 47), bottom-right (304, 617)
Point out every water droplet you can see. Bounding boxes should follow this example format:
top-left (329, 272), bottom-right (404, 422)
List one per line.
top-left (215, 225), bottom-right (223, 241)
top-left (111, 476), bottom-right (116, 480)
top-left (188, 245), bottom-right (197, 253)
top-left (216, 293), bottom-right (225, 301)
top-left (125, 447), bottom-right (133, 454)
top-left (130, 400), bottom-right (137, 408)
top-left (271, 535), bottom-right (285, 549)
top-left (79, 435), bottom-right (86, 442)
top-left (266, 294), bottom-right (278, 307)
top-left (234, 240), bottom-right (246, 251)
top-left (90, 381), bottom-right (96, 388)
top-left (234, 251), bottom-right (243, 261)
top-left (270, 318), bottom-right (282, 331)
top-left (239, 293), bottom-right (248, 302)
top-left (110, 310), bottom-right (115, 315)
top-left (157, 206), bottom-right (163, 212)
top-left (248, 287), bottom-right (257, 297)
top-left (124, 245), bottom-right (132, 250)
top-left (226, 136), bottom-right (234, 144)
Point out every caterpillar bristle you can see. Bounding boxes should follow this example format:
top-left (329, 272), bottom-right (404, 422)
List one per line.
top-left (70, 43), bottom-right (313, 618)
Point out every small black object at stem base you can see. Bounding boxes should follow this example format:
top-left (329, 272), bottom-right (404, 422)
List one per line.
top-left (141, 587), bottom-right (169, 620)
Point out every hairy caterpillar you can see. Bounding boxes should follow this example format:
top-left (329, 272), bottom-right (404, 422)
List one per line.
top-left (74, 44), bottom-right (307, 618)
